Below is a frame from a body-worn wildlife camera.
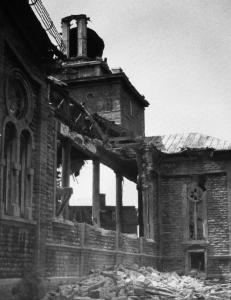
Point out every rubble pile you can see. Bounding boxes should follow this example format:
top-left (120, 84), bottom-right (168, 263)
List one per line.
top-left (43, 265), bottom-right (231, 300)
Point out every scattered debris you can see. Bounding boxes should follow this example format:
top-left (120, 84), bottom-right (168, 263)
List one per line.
top-left (42, 264), bottom-right (231, 300)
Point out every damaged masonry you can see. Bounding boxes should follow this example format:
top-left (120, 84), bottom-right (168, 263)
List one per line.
top-left (1, 0), bottom-right (231, 299)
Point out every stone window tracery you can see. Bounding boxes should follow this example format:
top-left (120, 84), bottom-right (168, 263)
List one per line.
top-left (183, 177), bottom-right (207, 242)
top-left (1, 68), bottom-right (34, 220)
top-left (188, 183), bottom-right (204, 240)
top-left (18, 130), bottom-right (33, 219)
top-left (2, 122), bottom-right (17, 215)
top-left (7, 77), bottom-right (28, 119)
top-left (5, 68), bottom-right (34, 124)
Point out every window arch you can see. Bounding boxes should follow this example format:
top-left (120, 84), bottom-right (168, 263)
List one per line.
top-left (3, 122), bottom-right (17, 215)
top-left (182, 177), bottom-right (208, 242)
top-left (5, 68), bottom-right (34, 124)
top-left (1, 68), bottom-right (35, 219)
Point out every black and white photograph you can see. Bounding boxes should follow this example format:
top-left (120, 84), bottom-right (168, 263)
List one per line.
top-left (0, 0), bottom-right (231, 299)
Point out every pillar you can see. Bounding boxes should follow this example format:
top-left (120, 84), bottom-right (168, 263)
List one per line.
top-left (76, 15), bottom-right (89, 58)
top-left (92, 159), bottom-right (100, 226)
top-left (61, 19), bottom-right (70, 57)
top-left (115, 173), bottom-right (123, 233)
top-left (137, 184), bottom-right (144, 237)
top-left (61, 141), bottom-right (71, 219)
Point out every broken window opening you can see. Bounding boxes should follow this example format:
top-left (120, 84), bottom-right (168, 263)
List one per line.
top-left (55, 140), bottom-right (72, 218)
top-left (55, 140), bottom-right (85, 218)
top-left (67, 162), bottom-right (138, 235)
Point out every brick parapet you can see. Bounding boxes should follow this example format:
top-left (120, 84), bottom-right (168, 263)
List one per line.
top-left (45, 222), bottom-right (157, 277)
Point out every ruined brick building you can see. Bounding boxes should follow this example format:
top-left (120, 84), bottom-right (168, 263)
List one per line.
top-left (0, 0), bottom-right (231, 297)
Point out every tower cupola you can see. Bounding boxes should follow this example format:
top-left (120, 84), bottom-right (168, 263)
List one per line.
top-left (61, 14), bottom-right (104, 60)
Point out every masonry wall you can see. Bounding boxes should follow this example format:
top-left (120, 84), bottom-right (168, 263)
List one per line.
top-left (159, 175), bottom-right (188, 273)
top-left (120, 87), bottom-right (145, 137)
top-left (69, 82), bottom-right (122, 125)
top-left (0, 6), bottom-right (56, 283)
top-left (68, 80), bottom-right (145, 137)
top-left (45, 222), bottom-right (157, 279)
top-left (206, 173), bottom-right (230, 276)
top-left (157, 156), bottom-right (231, 277)
top-left (0, 220), bottom-right (36, 278)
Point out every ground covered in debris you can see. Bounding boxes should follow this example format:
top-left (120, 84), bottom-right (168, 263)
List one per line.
top-left (43, 265), bottom-right (231, 300)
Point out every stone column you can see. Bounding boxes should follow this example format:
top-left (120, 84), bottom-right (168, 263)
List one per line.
top-left (116, 173), bottom-right (123, 233)
top-left (61, 19), bottom-right (70, 57)
top-left (76, 15), bottom-right (89, 58)
top-left (92, 159), bottom-right (100, 226)
top-left (141, 145), bottom-right (156, 240)
top-left (137, 180), bottom-right (144, 237)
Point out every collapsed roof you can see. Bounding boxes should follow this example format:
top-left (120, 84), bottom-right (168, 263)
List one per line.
top-left (145, 133), bottom-right (231, 154)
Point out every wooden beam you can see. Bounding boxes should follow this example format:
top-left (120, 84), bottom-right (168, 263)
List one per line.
top-left (60, 123), bottom-right (137, 182)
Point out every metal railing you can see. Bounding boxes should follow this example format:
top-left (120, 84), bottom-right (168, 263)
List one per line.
top-left (28, 0), bottom-right (65, 53)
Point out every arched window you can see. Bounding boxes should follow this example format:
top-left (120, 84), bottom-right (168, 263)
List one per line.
top-left (182, 177), bottom-right (207, 242)
top-left (19, 130), bottom-right (32, 218)
top-left (2, 68), bottom-right (34, 219)
top-left (188, 183), bottom-right (204, 240)
top-left (3, 122), bottom-right (17, 215)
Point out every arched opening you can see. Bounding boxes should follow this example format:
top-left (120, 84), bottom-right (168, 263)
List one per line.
top-left (3, 122), bottom-right (17, 215)
top-left (19, 130), bottom-right (32, 217)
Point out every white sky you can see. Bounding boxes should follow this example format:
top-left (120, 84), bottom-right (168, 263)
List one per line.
top-left (42, 0), bottom-right (231, 206)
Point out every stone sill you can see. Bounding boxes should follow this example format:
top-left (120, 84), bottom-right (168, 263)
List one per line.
top-left (145, 238), bottom-right (156, 243)
top-left (182, 240), bottom-right (209, 247)
top-left (0, 214), bottom-right (36, 225)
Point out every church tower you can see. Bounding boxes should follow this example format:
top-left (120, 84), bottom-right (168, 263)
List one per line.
top-left (54, 14), bottom-right (149, 138)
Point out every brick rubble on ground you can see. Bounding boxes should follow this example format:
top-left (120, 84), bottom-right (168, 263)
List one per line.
top-left (42, 264), bottom-right (231, 300)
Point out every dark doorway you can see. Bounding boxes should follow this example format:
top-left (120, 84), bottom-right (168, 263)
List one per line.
top-left (189, 251), bottom-right (205, 272)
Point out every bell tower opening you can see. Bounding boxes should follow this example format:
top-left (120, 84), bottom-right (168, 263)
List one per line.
top-left (61, 14), bottom-right (104, 60)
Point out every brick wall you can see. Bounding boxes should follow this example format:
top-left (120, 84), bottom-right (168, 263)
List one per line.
top-left (68, 80), bottom-right (145, 137)
top-left (0, 8), bottom-right (55, 280)
top-left (139, 145), bottom-right (231, 277)
top-left (0, 220), bottom-right (36, 278)
top-left (207, 174), bottom-right (229, 256)
top-left (120, 87), bottom-right (145, 136)
top-left (46, 246), bottom-right (81, 277)
top-left (206, 173), bottom-right (230, 276)
top-left (69, 82), bottom-right (122, 125)
top-left (159, 176), bottom-right (188, 273)
top-left (45, 222), bottom-right (157, 278)
top-left (158, 156), bottom-right (231, 277)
